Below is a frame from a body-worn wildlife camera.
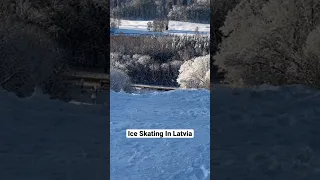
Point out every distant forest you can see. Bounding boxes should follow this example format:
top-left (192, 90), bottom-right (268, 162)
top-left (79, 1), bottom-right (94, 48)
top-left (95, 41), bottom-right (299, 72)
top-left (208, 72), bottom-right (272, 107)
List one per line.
top-left (110, 0), bottom-right (210, 23)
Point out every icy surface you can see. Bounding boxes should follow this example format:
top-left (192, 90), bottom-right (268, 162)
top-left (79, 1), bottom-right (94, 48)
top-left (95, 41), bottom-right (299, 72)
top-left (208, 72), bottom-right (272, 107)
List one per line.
top-left (110, 89), bottom-right (210, 180)
top-left (112, 20), bottom-right (210, 37)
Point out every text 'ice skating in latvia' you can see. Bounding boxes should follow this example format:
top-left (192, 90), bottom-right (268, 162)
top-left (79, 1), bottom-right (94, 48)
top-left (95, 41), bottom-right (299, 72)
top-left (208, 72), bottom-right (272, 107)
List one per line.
top-left (126, 129), bottom-right (194, 138)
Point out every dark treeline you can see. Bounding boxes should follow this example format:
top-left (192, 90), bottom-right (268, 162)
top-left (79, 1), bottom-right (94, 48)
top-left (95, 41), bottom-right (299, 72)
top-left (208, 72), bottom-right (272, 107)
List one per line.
top-left (110, 0), bottom-right (210, 23)
top-left (1, 0), bottom-right (109, 71)
top-left (0, 0), bottom-right (110, 98)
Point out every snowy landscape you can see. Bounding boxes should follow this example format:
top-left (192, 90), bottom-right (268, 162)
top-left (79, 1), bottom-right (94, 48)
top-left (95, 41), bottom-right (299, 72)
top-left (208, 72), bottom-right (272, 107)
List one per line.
top-left (3, 84), bottom-right (320, 179)
top-left (110, 0), bottom-right (211, 178)
top-left (111, 19), bottom-right (210, 36)
top-left (1, 0), bottom-right (320, 179)
top-left (0, 86), bottom-right (209, 180)
top-left (109, 82), bottom-right (320, 180)
top-left (110, 89), bottom-right (210, 180)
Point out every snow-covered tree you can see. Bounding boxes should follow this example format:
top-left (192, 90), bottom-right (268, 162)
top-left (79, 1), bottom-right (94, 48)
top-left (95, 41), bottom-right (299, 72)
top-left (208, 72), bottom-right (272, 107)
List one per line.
top-left (177, 55), bottom-right (210, 89)
top-left (110, 68), bottom-right (132, 92)
top-left (110, 18), bottom-right (121, 33)
top-left (215, 0), bottom-right (320, 87)
top-left (137, 55), bottom-right (153, 66)
top-left (168, 5), bottom-right (187, 21)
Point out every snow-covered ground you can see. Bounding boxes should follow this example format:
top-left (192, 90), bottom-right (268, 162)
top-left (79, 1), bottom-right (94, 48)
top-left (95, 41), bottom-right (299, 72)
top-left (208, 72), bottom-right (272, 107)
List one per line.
top-left (0, 88), bottom-right (109, 179)
top-left (0, 87), bottom-right (209, 179)
top-left (3, 83), bottom-right (320, 179)
top-left (111, 89), bottom-right (210, 180)
top-left (112, 20), bottom-right (210, 36)
top-left (212, 84), bottom-right (320, 179)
